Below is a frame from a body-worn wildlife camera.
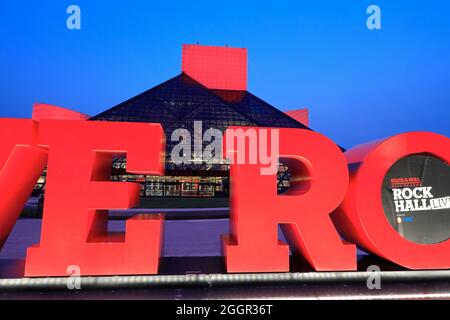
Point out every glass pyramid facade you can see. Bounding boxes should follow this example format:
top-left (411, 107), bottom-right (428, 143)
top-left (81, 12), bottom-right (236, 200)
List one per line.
top-left (90, 73), bottom-right (309, 198)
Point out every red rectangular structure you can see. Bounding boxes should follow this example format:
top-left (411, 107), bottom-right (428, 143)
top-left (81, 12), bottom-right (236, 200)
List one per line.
top-left (182, 44), bottom-right (247, 91)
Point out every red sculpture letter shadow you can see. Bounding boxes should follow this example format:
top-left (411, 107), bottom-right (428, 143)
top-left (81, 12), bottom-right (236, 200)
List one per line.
top-left (222, 127), bottom-right (356, 273)
top-left (0, 119), bottom-right (47, 249)
top-left (25, 120), bottom-right (165, 277)
top-left (333, 132), bottom-right (450, 269)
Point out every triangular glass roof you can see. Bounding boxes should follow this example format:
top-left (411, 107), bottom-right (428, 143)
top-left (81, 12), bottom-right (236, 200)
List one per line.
top-left (91, 73), bottom-right (308, 130)
top-left (90, 73), bottom-right (310, 170)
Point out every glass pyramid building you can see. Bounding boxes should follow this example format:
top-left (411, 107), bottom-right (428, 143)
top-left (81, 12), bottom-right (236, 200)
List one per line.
top-left (89, 45), bottom-right (309, 198)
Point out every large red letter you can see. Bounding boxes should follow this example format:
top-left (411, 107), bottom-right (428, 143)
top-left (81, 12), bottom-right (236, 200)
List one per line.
top-left (25, 120), bottom-right (165, 277)
top-left (222, 127), bottom-right (356, 272)
top-left (333, 132), bottom-right (450, 269)
top-left (0, 119), bottom-right (47, 249)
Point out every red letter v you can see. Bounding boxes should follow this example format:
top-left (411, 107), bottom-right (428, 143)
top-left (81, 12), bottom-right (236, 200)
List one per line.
top-left (0, 119), bottom-right (47, 249)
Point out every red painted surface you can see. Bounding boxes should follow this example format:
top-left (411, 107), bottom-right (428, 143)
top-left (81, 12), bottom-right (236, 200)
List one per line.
top-left (333, 132), bottom-right (450, 269)
top-left (32, 103), bottom-right (89, 121)
top-left (285, 109), bottom-right (309, 127)
top-left (25, 120), bottom-right (165, 277)
top-left (182, 44), bottom-right (247, 91)
top-left (0, 120), bottom-right (47, 250)
top-left (0, 117), bottom-right (448, 276)
top-left (222, 127), bottom-right (356, 272)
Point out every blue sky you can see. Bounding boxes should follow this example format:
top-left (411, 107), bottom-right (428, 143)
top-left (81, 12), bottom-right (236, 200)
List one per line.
top-left (0, 0), bottom-right (449, 148)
